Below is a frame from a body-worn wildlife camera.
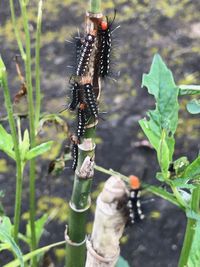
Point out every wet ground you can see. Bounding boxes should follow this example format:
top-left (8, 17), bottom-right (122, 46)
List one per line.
top-left (0, 0), bottom-right (200, 266)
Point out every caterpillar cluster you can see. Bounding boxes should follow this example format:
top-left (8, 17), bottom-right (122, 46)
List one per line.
top-left (67, 12), bottom-right (117, 171)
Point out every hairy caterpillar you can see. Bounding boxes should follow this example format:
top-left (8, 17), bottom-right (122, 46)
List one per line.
top-left (71, 143), bottom-right (78, 171)
top-left (77, 107), bottom-right (87, 139)
top-left (83, 83), bottom-right (98, 118)
top-left (98, 12), bottom-right (116, 78)
top-left (76, 34), bottom-right (96, 76)
top-left (127, 188), bottom-right (145, 225)
top-left (68, 82), bottom-right (80, 111)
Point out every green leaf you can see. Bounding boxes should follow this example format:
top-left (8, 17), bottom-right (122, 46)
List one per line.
top-left (142, 184), bottom-right (181, 208)
top-left (142, 54), bottom-right (179, 133)
top-left (187, 99), bottom-right (200, 114)
top-left (0, 56), bottom-right (6, 86)
top-left (26, 214), bottom-right (48, 247)
top-left (187, 221), bottom-right (200, 267)
top-left (183, 156), bottom-right (200, 180)
top-left (116, 256), bottom-right (130, 267)
top-left (157, 130), bottom-right (170, 176)
top-left (0, 125), bottom-right (15, 160)
top-left (171, 178), bottom-right (195, 190)
top-left (20, 129), bottom-right (30, 161)
top-left (25, 141), bottom-right (53, 160)
top-left (4, 240), bottom-right (66, 267)
top-left (173, 157), bottom-right (190, 176)
top-left (139, 54), bottom-right (179, 177)
top-left (0, 216), bottom-right (24, 267)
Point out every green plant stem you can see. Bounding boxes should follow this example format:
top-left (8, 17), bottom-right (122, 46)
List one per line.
top-left (1, 62), bottom-right (23, 243)
top-left (178, 187), bottom-right (200, 267)
top-left (179, 85), bottom-right (200, 91)
top-left (4, 240), bottom-right (66, 267)
top-left (19, 1), bottom-right (37, 265)
top-left (9, 0), bottom-right (26, 61)
top-left (66, 128), bottom-right (96, 267)
top-left (89, 0), bottom-right (101, 13)
top-left (35, 0), bottom-right (43, 128)
top-left (170, 185), bottom-right (187, 208)
top-left (94, 165), bottom-right (182, 208)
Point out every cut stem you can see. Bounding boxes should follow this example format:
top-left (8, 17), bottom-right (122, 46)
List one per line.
top-left (89, 0), bottom-right (101, 13)
top-left (66, 128), bottom-right (96, 267)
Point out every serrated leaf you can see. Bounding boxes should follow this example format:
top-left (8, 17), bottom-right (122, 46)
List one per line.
top-left (142, 54), bottom-right (179, 133)
top-left (25, 141), bottom-right (53, 160)
top-left (139, 54), bottom-right (179, 177)
top-left (187, 99), bottom-right (200, 114)
top-left (116, 256), bottom-right (130, 267)
top-left (0, 216), bottom-right (24, 267)
top-left (188, 221), bottom-right (200, 267)
top-left (183, 156), bottom-right (200, 180)
top-left (0, 125), bottom-right (15, 160)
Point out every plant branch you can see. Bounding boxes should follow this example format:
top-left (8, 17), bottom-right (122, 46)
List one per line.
top-left (178, 187), bottom-right (200, 266)
top-left (4, 240), bottom-right (66, 267)
top-left (0, 58), bottom-right (23, 242)
top-left (19, 1), bottom-right (37, 265)
top-left (35, 0), bottom-right (43, 128)
top-left (9, 0), bottom-right (26, 61)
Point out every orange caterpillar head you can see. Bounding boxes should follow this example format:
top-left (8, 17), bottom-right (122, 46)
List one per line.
top-left (129, 175), bottom-right (141, 190)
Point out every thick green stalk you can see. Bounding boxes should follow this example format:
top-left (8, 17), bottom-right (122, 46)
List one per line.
top-left (67, 128), bottom-right (95, 267)
top-left (35, 0), bottom-right (43, 128)
top-left (0, 59), bottom-right (23, 242)
top-left (19, 1), bottom-right (37, 265)
top-left (9, 0), bottom-right (26, 61)
top-left (89, 0), bottom-right (101, 13)
top-left (178, 187), bottom-right (200, 267)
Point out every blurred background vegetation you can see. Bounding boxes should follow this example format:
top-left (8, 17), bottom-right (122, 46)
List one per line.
top-left (0, 0), bottom-right (200, 266)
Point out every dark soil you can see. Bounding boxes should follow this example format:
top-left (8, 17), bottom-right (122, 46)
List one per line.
top-left (0, 1), bottom-right (200, 266)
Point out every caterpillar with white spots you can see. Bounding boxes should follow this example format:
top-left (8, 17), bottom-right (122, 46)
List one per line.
top-left (127, 188), bottom-right (145, 225)
top-left (68, 82), bottom-right (80, 111)
top-left (71, 143), bottom-right (78, 171)
top-left (83, 83), bottom-right (98, 118)
top-left (76, 34), bottom-right (96, 76)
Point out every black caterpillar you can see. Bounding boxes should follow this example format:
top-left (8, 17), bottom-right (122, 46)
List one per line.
top-left (71, 143), bottom-right (78, 171)
top-left (68, 82), bottom-right (80, 111)
top-left (98, 12), bottom-right (117, 78)
top-left (76, 34), bottom-right (96, 76)
top-left (77, 108), bottom-right (86, 139)
top-left (127, 189), bottom-right (144, 225)
top-left (83, 83), bottom-right (98, 118)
